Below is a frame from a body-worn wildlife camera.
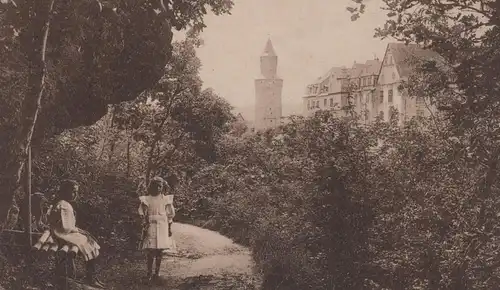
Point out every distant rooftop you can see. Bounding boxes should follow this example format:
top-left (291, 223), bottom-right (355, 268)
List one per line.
top-left (387, 43), bottom-right (442, 79)
top-left (262, 38), bottom-right (276, 57)
top-left (308, 42), bottom-right (441, 87)
top-left (309, 58), bottom-right (381, 86)
top-left (345, 59), bottom-right (382, 79)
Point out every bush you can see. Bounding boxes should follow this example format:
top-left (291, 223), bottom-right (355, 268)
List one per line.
top-left (180, 113), bottom-right (377, 289)
top-left (0, 127), bottom-right (143, 289)
top-left (183, 111), bottom-right (495, 289)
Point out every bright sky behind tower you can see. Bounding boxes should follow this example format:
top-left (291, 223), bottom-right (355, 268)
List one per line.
top-left (179, 0), bottom-right (392, 120)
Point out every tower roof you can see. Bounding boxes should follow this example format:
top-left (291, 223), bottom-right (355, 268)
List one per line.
top-left (262, 38), bottom-right (276, 57)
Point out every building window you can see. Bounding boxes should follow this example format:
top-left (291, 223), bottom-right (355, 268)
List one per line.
top-left (379, 90), bottom-right (384, 104)
top-left (368, 77), bottom-right (372, 86)
top-left (416, 96), bottom-right (424, 116)
top-left (324, 98), bottom-right (327, 106)
top-left (316, 101), bottom-right (319, 108)
top-left (388, 89), bottom-right (393, 103)
top-left (330, 98), bottom-right (334, 107)
top-left (374, 76), bottom-right (378, 84)
top-left (379, 110), bottom-right (384, 120)
top-left (362, 78), bottom-right (366, 86)
top-left (341, 94), bottom-right (348, 107)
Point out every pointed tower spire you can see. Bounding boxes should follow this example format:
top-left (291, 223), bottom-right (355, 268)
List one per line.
top-left (262, 38), bottom-right (276, 57)
top-left (255, 36), bottom-right (283, 131)
top-left (260, 37), bottom-right (278, 78)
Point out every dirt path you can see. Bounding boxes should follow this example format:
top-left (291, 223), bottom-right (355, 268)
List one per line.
top-left (103, 223), bottom-right (261, 289)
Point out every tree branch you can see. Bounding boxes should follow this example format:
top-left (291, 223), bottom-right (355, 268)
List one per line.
top-left (154, 132), bottom-right (186, 168)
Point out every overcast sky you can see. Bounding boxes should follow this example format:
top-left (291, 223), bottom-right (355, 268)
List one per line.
top-left (179, 0), bottom-right (392, 119)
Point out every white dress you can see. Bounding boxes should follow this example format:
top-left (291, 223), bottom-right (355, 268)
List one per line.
top-left (138, 194), bottom-right (175, 250)
top-left (46, 200), bottom-right (100, 261)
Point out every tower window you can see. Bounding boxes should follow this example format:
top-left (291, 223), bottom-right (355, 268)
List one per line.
top-left (330, 98), bottom-right (333, 107)
top-left (388, 89), bottom-right (393, 103)
top-left (324, 99), bottom-right (327, 106)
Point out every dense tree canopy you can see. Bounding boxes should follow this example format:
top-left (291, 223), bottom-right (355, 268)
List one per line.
top-left (0, 0), bottom-right (233, 231)
top-left (0, 0), bottom-right (233, 139)
top-left (344, 0), bottom-right (500, 288)
top-left (3, 1), bottom-right (500, 289)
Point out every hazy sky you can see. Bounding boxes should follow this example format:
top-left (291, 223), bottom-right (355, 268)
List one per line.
top-left (180, 0), bottom-right (392, 118)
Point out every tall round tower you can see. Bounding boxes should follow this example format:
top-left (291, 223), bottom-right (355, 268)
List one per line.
top-left (254, 38), bottom-right (283, 131)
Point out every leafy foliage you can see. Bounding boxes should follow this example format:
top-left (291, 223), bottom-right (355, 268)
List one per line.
top-left (343, 0), bottom-right (500, 288)
top-left (0, 0), bottom-right (234, 233)
top-left (111, 37), bottom-right (234, 183)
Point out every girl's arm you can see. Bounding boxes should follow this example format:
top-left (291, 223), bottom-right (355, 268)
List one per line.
top-left (138, 196), bottom-right (148, 216)
top-left (59, 202), bottom-right (78, 233)
top-left (165, 195), bottom-right (175, 222)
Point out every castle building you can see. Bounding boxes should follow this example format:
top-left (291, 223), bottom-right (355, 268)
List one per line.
top-left (303, 60), bottom-right (381, 122)
top-left (254, 38), bottom-right (283, 131)
top-left (303, 43), bottom-right (440, 124)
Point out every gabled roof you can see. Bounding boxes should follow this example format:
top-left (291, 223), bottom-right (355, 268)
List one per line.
top-left (362, 59), bottom-right (382, 76)
top-left (383, 43), bottom-right (442, 79)
top-left (350, 62), bottom-right (365, 77)
top-left (236, 113), bottom-right (245, 121)
top-left (340, 59), bottom-right (381, 79)
top-left (308, 58), bottom-right (381, 86)
top-left (262, 38), bottom-right (276, 57)
top-left (311, 66), bottom-right (345, 84)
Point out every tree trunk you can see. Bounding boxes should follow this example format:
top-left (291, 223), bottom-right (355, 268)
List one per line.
top-left (145, 147), bottom-right (154, 187)
top-left (97, 108), bottom-right (114, 161)
top-left (107, 106), bottom-right (117, 166)
top-left (126, 132), bottom-right (132, 177)
top-left (0, 0), bottom-right (55, 231)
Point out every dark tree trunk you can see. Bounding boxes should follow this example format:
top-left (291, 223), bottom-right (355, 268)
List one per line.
top-left (126, 132), bottom-right (132, 177)
top-left (0, 0), bottom-right (55, 231)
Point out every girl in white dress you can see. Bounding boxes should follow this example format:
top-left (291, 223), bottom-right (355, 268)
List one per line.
top-left (46, 179), bottom-right (104, 288)
top-left (138, 177), bottom-right (176, 281)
